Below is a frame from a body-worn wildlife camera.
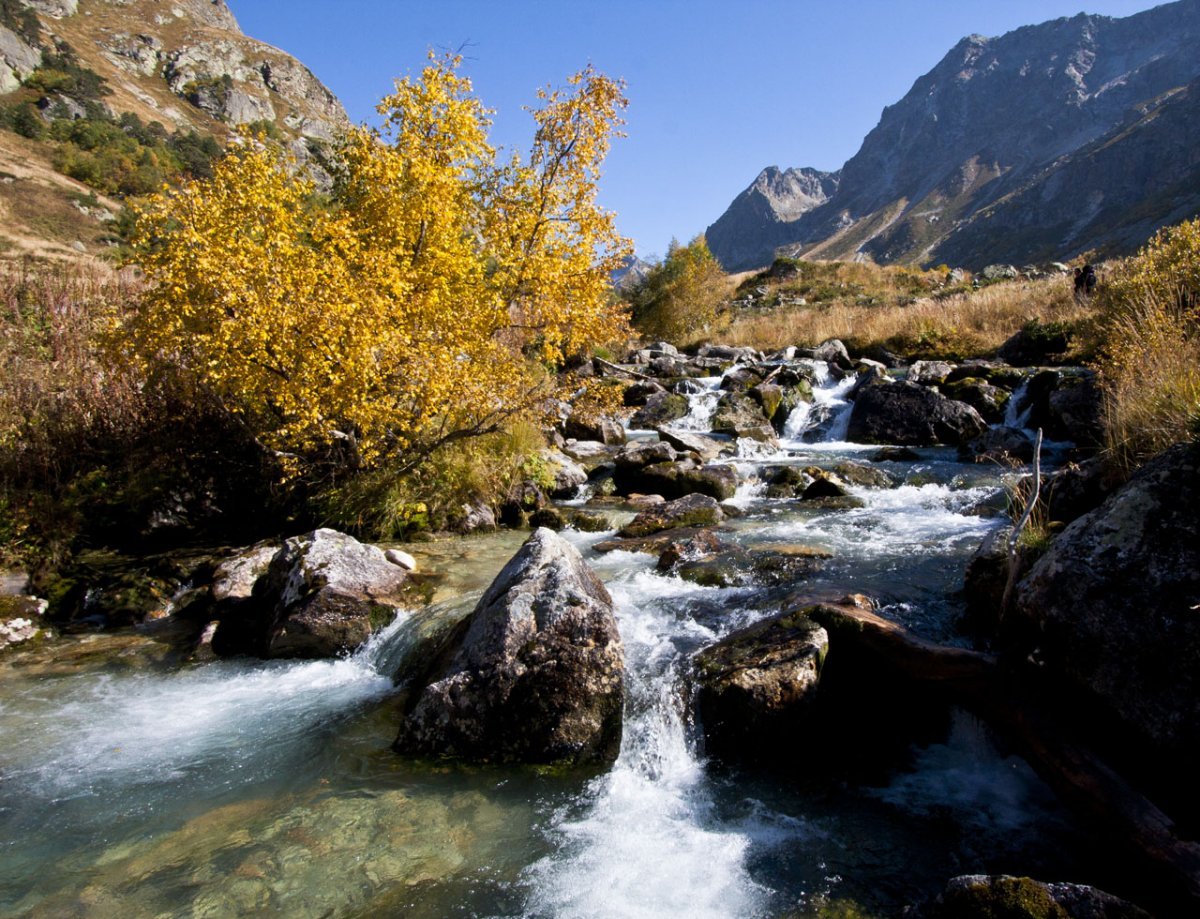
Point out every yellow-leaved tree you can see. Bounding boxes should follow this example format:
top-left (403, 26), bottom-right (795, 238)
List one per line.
top-left (122, 53), bottom-right (631, 479)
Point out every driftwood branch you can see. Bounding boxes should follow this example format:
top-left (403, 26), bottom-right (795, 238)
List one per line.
top-left (1001, 427), bottom-right (1043, 618)
top-left (594, 357), bottom-right (655, 382)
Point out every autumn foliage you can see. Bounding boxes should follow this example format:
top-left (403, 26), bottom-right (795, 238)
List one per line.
top-left (122, 54), bottom-right (631, 476)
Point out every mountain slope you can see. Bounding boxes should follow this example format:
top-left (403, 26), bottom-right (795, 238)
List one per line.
top-left (704, 166), bottom-right (839, 272)
top-left (0, 0), bottom-right (348, 259)
top-left (708, 0), bottom-right (1200, 270)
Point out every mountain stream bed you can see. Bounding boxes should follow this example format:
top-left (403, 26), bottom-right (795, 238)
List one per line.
top-left (0, 368), bottom-right (1115, 918)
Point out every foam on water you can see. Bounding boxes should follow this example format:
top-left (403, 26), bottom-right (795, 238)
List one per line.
top-left (760, 482), bottom-right (999, 556)
top-left (0, 615), bottom-right (405, 798)
top-left (525, 569), bottom-right (770, 918)
top-left (672, 376), bottom-right (724, 432)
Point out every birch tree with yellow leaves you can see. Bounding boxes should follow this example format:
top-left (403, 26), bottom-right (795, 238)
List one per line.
top-left (123, 54), bottom-right (631, 477)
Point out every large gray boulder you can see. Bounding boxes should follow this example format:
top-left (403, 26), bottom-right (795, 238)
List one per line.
top-left (394, 529), bottom-right (624, 765)
top-left (211, 529), bottom-right (410, 659)
top-left (1013, 443), bottom-right (1200, 769)
top-left (847, 381), bottom-right (987, 446)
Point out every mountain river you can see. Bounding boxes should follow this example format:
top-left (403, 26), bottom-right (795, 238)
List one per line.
top-left (0, 364), bottom-right (1109, 917)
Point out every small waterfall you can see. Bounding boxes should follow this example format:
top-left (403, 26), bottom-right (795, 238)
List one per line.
top-left (1004, 377), bottom-right (1035, 430)
top-left (672, 376), bottom-right (723, 431)
top-left (526, 571), bottom-right (772, 918)
top-left (780, 368), bottom-right (857, 445)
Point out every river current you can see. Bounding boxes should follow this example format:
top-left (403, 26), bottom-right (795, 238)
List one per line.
top-left (0, 365), bottom-right (1097, 917)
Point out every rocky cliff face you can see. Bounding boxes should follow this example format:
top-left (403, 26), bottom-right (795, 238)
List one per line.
top-left (705, 166), bottom-right (839, 272)
top-left (708, 0), bottom-right (1200, 270)
top-left (33, 0), bottom-right (347, 142)
top-left (0, 0), bottom-right (349, 258)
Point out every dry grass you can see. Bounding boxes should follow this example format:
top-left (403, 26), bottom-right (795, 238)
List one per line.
top-left (0, 258), bottom-right (144, 483)
top-left (1098, 292), bottom-right (1200, 473)
top-left (717, 274), bottom-right (1094, 359)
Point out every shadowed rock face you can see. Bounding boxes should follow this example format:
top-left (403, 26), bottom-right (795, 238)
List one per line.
top-left (847, 381), bottom-right (987, 446)
top-left (1014, 442), bottom-right (1200, 769)
top-left (394, 528), bottom-right (625, 766)
top-left (707, 2), bottom-right (1200, 270)
top-left (693, 609), bottom-right (828, 758)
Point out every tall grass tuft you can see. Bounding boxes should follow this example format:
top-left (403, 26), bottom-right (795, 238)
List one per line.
top-left (1096, 289), bottom-right (1200, 474)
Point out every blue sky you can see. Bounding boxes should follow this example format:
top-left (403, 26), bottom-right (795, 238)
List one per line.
top-left (228, 0), bottom-right (1165, 259)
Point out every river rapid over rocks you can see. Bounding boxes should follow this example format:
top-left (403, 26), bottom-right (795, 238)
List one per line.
top-left (0, 346), bottom-right (1166, 917)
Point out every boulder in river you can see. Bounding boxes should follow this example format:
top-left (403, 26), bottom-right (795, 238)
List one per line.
top-left (711, 392), bottom-right (779, 444)
top-left (959, 426), bottom-right (1034, 465)
top-left (1012, 442), bottom-right (1200, 777)
top-left (846, 381), bottom-right (987, 446)
top-left (924, 874), bottom-right (1150, 919)
top-left (618, 493), bottom-right (725, 538)
top-left (394, 528), bottom-right (624, 765)
top-left (614, 458), bottom-right (738, 502)
top-left (212, 528), bottom-right (411, 659)
top-left (654, 427), bottom-right (726, 462)
top-left (693, 609), bottom-right (829, 758)
top-left (630, 392), bottom-right (690, 429)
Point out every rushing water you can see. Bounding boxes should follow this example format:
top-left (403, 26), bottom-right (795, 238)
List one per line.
top-left (0, 362), bottom-right (1102, 918)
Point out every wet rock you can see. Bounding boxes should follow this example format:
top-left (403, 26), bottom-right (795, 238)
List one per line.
top-left (615, 458), bottom-right (738, 502)
top-left (802, 475), bottom-right (850, 500)
top-left (654, 427), bottom-right (726, 462)
top-left (832, 460), bottom-right (897, 488)
top-left (564, 415), bottom-right (627, 446)
top-left (528, 507), bottom-right (567, 530)
top-left (213, 528), bottom-right (410, 659)
top-left (764, 465), bottom-right (809, 498)
top-left (623, 379), bottom-right (667, 406)
top-left (749, 383), bottom-right (785, 422)
top-left (907, 360), bottom-right (955, 385)
top-left (943, 377), bottom-right (1011, 423)
top-left (809, 338), bottom-right (853, 369)
top-left (0, 595), bottom-right (50, 652)
top-left (959, 426), bottom-right (1035, 465)
top-left (711, 393), bottom-right (779, 444)
top-left (1042, 458), bottom-right (1120, 525)
top-left (567, 510), bottom-right (613, 532)
top-left (697, 343), bottom-right (759, 363)
top-left (998, 320), bottom-right (1072, 365)
top-left (542, 449), bottom-right (589, 498)
top-left (561, 439), bottom-right (616, 470)
top-left (925, 874), bottom-right (1151, 919)
top-left (720, 365), bottom-right (766, 393)
top-left (614, 440), bottom-right (677, 469)
top-left (630, 392), bottom-right (690, 429)
top-left (394, 528), bottom-right (624, 765)
top-left (667, 544), bottom-right (825, 589)
top-left (694, 610), bottom-right (829, 758)
top-left (871, 446), bottom-right (921, 462)
top-left (455, 500), bottom-right (497, 534)
top-left (498, 481), bottom-right (548, 528)
top-left (1045, 372), bottom-right (1103, 448)
top-left (1013, 442), bottom-right (1200, 774)
top-left (847, 381), bottom-right (988, 446)
top-left (960, 526), bottom-right (1036, 636)
top-left (1020, 369), bottom-right (1102, 448)
top-left (618, 493), bottom-right (725, 538)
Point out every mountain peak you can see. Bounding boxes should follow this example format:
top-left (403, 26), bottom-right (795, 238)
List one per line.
top-left (707, 0), bottom-right (1200, 271)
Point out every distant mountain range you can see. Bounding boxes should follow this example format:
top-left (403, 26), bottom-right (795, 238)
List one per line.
top-left (706, 0), bottom-right (1200, 271)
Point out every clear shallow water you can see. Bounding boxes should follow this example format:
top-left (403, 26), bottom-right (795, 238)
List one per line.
top-left (0, 363), bottom-right (1100, 918)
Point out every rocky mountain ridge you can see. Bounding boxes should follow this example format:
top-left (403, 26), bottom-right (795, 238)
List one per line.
top-left (0, 0), bottom-right (348, 258)
top-left (707, 0), bottom-right (1200, 270)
